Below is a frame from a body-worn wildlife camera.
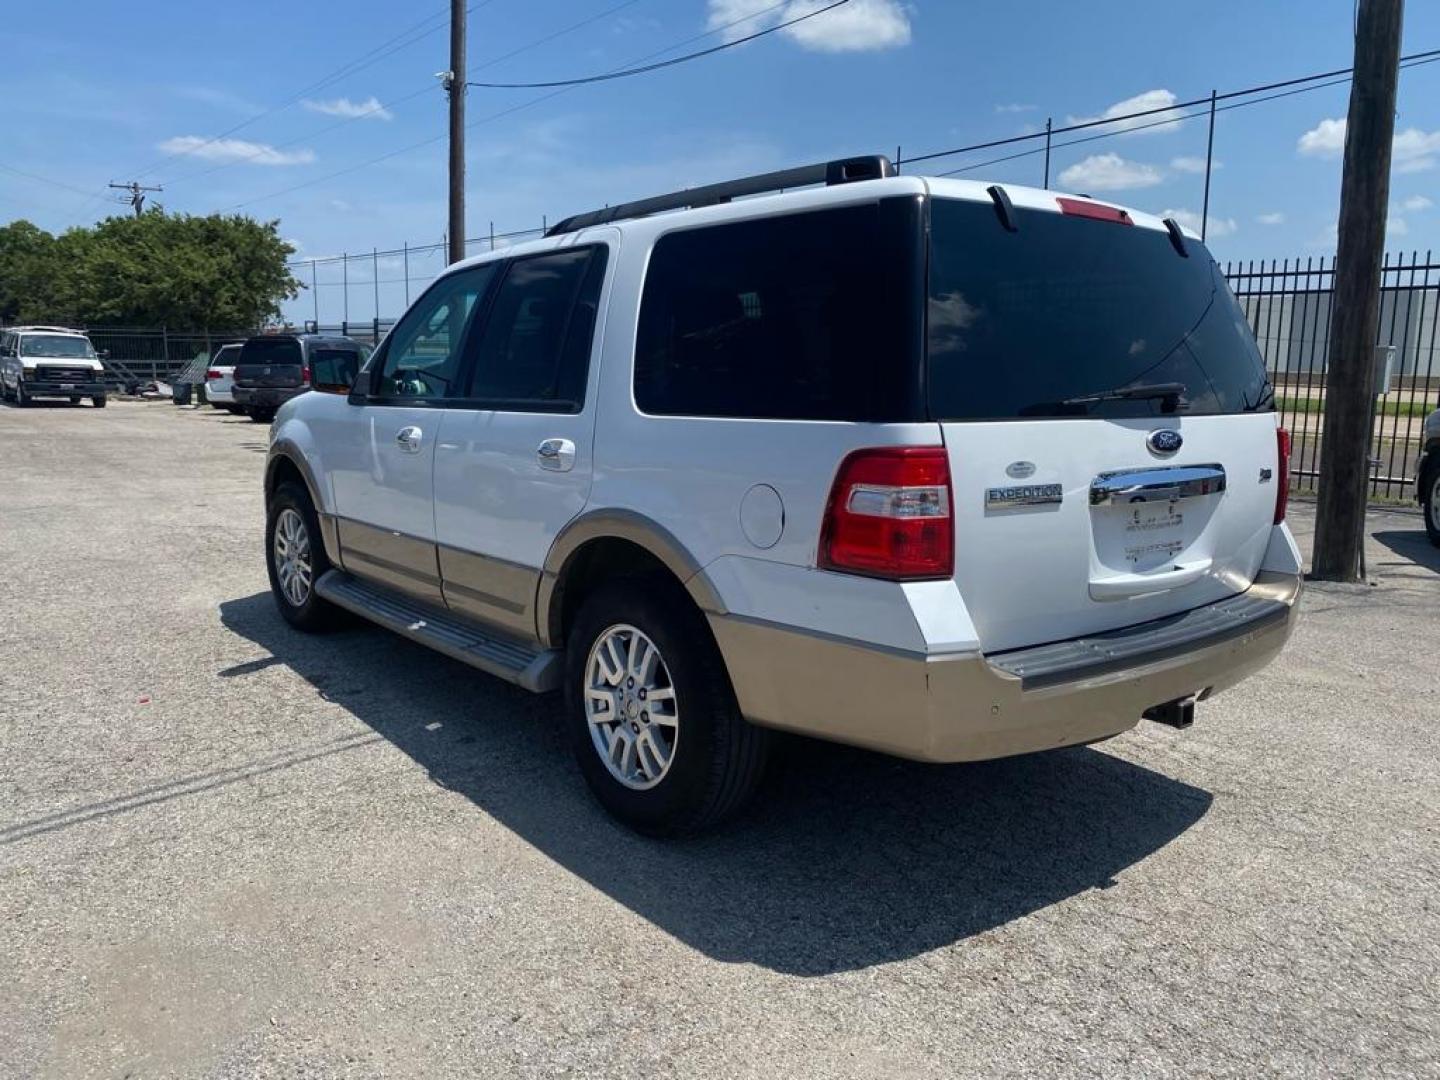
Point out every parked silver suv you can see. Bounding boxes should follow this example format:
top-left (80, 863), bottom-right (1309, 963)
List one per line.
top-left (263, 156), bottom-right (1303, 833)
top-left (1420, 408), bottom-right (1440, 546)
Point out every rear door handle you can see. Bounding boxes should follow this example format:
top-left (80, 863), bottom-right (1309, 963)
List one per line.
top-left (537, 438), bottom-right (576, 472)
top-left (395, 426), bottom-right (424, 453)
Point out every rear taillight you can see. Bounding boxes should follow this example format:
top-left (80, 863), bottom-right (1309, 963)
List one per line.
top-left (301, 365), bottom-right (311, 385)
top-left (820, 447), bottom-right (954, 580)
top-left (1275, 428), bottom-right (1292, 524)
top-left (205, 369), bottom-right (221, 381)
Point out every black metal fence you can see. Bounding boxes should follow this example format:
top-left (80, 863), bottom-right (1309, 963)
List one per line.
top-left (1221, 252), bottom-right (1438, 501)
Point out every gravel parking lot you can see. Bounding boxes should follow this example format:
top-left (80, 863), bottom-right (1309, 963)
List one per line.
top-left (2, 399), bottom-right (1437, 1079)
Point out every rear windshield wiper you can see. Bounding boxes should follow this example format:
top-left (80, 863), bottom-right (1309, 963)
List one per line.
top-left (1060, 382), bottom-right (1190, 411)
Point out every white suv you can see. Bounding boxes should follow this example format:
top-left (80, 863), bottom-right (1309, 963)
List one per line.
top-left (263, 156), bottom-right (1303, 833)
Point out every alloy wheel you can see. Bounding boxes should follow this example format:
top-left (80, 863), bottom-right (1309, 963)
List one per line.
top-left (273, 507), bottom-right (313, 608)
top-left (584, 623), bottom-right (679, 790)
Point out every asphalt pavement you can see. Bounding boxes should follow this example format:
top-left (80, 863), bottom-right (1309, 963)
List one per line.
top-left (1, 399), bottom-right (1437, 1078)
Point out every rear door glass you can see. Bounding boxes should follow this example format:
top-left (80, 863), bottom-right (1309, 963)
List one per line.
top-left (634, 204), bottom-right (916, 421)
top-left (311, 348), bottom-right (361, 389)
top-left (927, 198), bottom-right (1272, 419)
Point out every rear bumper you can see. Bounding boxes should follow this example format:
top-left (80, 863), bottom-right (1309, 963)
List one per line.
top-left (206, 384), bottom-right (235, 403)
top-left (233, 386), bottom-right (304, 408)
top-left (708, 570), bottom-right (1302, 763)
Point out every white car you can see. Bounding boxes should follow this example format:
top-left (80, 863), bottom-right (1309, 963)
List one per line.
top-left (204, 343), bottom-right (243, 412)
top-left (0, 325), bottom-right (108, 407)
top-left (262, 156), bottom-right (1303, 833)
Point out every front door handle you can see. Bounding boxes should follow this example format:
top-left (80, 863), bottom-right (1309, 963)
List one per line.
top-left (395, 426), bottom-right (424, 453)
top-left (537, 438), bottom-right (576, 472)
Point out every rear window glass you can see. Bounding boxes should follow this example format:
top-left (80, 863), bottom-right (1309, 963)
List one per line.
top-left (927, 198), bottom-right (1272, 419)
top-left (634, 204), bottom-right (912, 421)
top-left (238, 338), bottom-right (303, 367)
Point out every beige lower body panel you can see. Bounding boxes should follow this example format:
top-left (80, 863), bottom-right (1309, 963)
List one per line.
top-left (437, 544), bottom-right (541, 641)
top-left (335, 518), bottom-right (444, 606)
top-left (708, 573), bottom-right (1301, 763)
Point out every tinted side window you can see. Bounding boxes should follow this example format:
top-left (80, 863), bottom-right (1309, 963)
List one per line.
top-left (466, 247), bottom-right (607, 411)
top-left (634, 205), bottom-right (911, 421)
top-left (377, 264), bottom-right (497, 398)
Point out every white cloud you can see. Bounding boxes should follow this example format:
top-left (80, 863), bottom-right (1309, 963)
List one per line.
top-left (1298, 117), bottom-right (1440, 172)
top-left (1388, 216), bottom-right (1409, 237)
top-left (1401, 194), bottom-right (1433, 211)
top-left (705, 0), bottom-right (910, 53)
top-left (1068, 89), bottom-right (1185, 136)
top-left (1170, 155), bottom-right (1218, 173)
top-left (1161, 207), bottom-right (1237, 239)
top-left (302, 96), bottom-right (393, 121)
top-left (157, 136), bottom-right (315, 166)
top-left (1393, 127), bottom-right (1440, 173)
top-left (995, 103), bottom-right (1037, 114)
top-left (1257, 212), bottom-right (1285, 226)
top-left (1297, 117), bottom-right (1347, 157)
top-left (1058, 153), bottom-right (1163, 192)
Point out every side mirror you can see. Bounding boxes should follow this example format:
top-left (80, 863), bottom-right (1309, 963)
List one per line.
top-left (346, 367), bottom-right (375, 402)
top-left (98, 349), bottom-right (110, 360)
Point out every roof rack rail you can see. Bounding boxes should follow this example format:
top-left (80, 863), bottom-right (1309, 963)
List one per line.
top-left (545, 154), bottom-right (895, 236)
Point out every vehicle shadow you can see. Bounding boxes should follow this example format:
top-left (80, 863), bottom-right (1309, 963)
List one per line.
top-left (219, 591), bottom-right (1212, 976)
top-left (1373, 528), bottom-right (1440, 576)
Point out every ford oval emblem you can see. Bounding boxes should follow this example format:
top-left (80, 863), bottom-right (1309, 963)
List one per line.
top-left (1005, 460), bottom-right (1037, 479)
top-left (1147, 429), bottom-right (1183, 456)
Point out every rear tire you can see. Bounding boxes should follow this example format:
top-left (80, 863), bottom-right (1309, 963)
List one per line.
top-left (265, 481), bottom-right (342, 632)
top-left (1422, 460), bottom-right (1440, 548)
top-left (250, 408), bottom-right (275, 423)
top-left (69, 395), bottom-right (82, 405)
top-left (564, 578), bottom-right (770, 835)
top-left (92, 395), bottom-right (107, 408)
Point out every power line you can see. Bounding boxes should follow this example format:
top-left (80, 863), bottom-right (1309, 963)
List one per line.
top-left (934, 53), bottom-right (1440, 178)
top-left (128, 1), bottom-right (503, 184)
top-left (224, 0), bottom-right (798, 212)
top-left (901, 46), bottom-right (1440, 169)
top-left (465, 0), bottom-right (850, 88)
top-left (158, 0), bottom-right (652, 189)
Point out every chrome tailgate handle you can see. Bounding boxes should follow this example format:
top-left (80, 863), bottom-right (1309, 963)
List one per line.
top-left (1090, 464), bottom-right (1225, 506)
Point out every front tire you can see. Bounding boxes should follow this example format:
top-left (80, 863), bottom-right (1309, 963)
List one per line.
top-left (265, 481), bottom-right (341, 632)
top-left (14, 382), bottom-right (28, 407)
top-left (565, 579), bottom-right (769, 835)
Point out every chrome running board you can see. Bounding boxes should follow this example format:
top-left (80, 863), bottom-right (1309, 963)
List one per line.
top-left (314, 569), bottom-right (560, 692)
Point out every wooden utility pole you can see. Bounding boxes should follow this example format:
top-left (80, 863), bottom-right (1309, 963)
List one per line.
top-left (108, 180), bottom-right (163, 217)
top-left (1312, 0), bottom-right (1404, 581)
top-left (446, 0), bottom-right (467, 265)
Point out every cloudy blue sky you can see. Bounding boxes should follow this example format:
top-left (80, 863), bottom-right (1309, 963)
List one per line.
top-left (3, 0), bottom-right (1438, 323)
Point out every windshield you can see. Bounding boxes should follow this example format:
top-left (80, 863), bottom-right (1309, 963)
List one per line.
top-left (927, 198), bottom-right (1272, 420)
top-left (21, 334), bottom-right (96, 360)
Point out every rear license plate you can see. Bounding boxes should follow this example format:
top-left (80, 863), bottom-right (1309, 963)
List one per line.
top-left (1123, 502), bottom-right (1184, 564)
top-left (60, 382), bottom-right (75, 389)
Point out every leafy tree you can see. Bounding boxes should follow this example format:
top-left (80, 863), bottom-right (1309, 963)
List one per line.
top-left (0, 210), bottom-right (300, 330)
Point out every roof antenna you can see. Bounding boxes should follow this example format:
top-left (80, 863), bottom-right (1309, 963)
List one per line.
top-left (986, 185), bottom-right (1019, 233)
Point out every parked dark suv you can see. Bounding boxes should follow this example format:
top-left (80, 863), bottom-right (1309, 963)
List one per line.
top-left (232, 333), bottom-right (365, 422)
